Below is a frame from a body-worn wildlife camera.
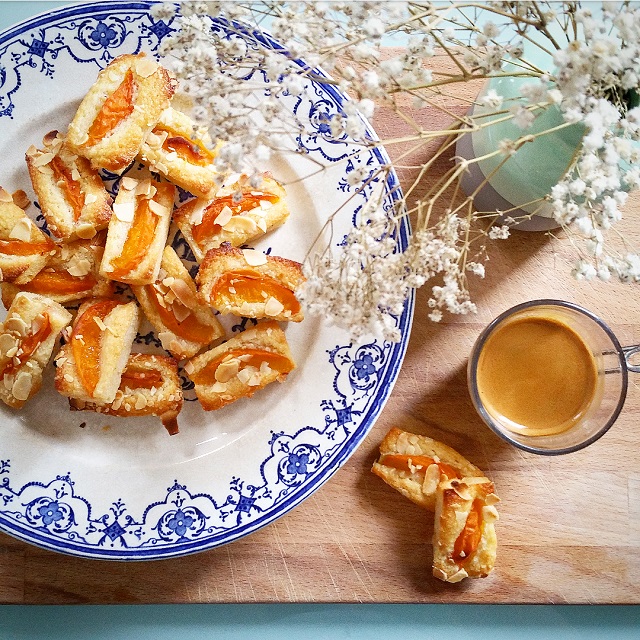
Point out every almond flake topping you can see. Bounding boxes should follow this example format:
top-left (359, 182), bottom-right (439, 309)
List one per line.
top-left (32, 151), bottom-right (55, 167)
top-left (242, 248), bottom-right (267, 267)
top-left (223, 215), bottom-right (257, 234)
top-left (121, 177), bottom-right (139, 191)
top-left (67, 258), bottom-right (92, 278)
top-left (183, 360), bottom-right (195, 376)
top-left (148, 199), bottom-right (170, 216)
top-left (135, 179), bottom-right (153, 197)
top-left (84, 193), bottom-right (98, 205)
top-left (8, 218), bottom-right (32, 242)
top-left (0, 187), bottom-right (13, 203)
top-left (213, 205), bottom-right (233, 227)
top-left (189, 199), bottom-right (208, 226)
top-left (169, 278), bottom-right (197, 308)
top-left (256, 218), bottom-right (268, 233)
top-left (12, 372), bottom-right (33, 401)
top-left (94, 316), bottom-right (107, 331)
top-left (0, 334), bottom-right (17, 353)
top-left (75, 223), bottom-right (97, 239)
top-left (135, 56), bottom-right (159, 78)
top-left (12, 190), bottom-right (30, 210)
top-left (215, 358), bottom-right (240, 383)
top-left (43, 130), bottom-right (60, 146)
top-left (113, 201), bottom-right (135, 223)
top-left (211, 381), bottom-right (228, 393)
top-left (264, 296), bottom-right (284, 317)
top-left (71, 167), bottom-right (82, 182)
top-left (172, 304), bottom-right (191, 323)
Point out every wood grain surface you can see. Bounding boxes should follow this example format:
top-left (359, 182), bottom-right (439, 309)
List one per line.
top-left (1, 52), bottom-right (639, 605)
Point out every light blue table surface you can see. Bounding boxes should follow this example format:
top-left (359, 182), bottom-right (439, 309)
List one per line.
top-left (0, 1), bottom-right (638, 638)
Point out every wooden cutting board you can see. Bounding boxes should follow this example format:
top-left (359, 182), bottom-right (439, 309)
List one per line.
top-left (0, 51), bottom-right (639, 605)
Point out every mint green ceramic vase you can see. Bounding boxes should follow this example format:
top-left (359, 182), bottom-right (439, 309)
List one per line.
top-left (456, 74), bottom-right (585, 231)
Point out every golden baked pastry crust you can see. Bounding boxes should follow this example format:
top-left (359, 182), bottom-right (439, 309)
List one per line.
top-left (132, 245), bottom-right (225, 360)
top-left (54, 298), bottom-right (140, 404)
top-left (173, 174), bottom-right (289, 262)
top-left (26, 132), bottom-right (112, 241)
top-left (100, 178), bottom-right (175, 285)
top-left (0, 292), bottom-right (72, 408)
top-left (67, 53), bottom-right (177, 173)
top-left (70, 352), bottom-right (184, 435)
top-left (1, 233), bottom-right (114, 307)
top-left (371, 426), bottom-right (485, 511)
top-left (196, 243), bottom-right (305, 322)
top-left (185, 320), bottom-right (295, 411)
top-left (0, 191), bottom-right (55, 285)
top-left (432, 476), bottom-right (500, 583)
top-left (138, 107), bottom-right (221, 198)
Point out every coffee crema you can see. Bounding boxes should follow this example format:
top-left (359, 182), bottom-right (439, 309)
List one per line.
top-left (475, 314), bottom-right (601, 436)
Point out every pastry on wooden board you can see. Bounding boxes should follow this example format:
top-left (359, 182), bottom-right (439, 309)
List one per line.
top-left (0, 292), bottom-right (72, 409)
top-left (196, 243), bottom-right (305, 323)
top-left (185, 320), bottom-right (295, 411)
top-left (372, 426), bottom-right (499, 583)
top-left (70, 352), bottom-right (183, 435)
top-left (66, 53), bottom-right (176, 173)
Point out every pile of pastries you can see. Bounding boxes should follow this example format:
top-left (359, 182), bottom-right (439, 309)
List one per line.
top-left (0, 53), bottom-right (305, 434)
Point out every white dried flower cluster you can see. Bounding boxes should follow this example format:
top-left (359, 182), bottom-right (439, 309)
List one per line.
top-left (156, 1), bottom-right (640, 340)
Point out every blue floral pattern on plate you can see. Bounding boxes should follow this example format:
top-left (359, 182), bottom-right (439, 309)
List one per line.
top-left (0, 2), bottom-right (413, 560)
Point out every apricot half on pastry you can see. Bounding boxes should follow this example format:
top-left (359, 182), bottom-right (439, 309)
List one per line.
top-left (66, 53), bottom-right (176, 173)
top-left (132, 245), bottom-right (224, 360)
top-left (184, 320), bottom-right (295, 411)
top-left (55, 298), bottom-right (139, 404)
top-left (197, 244), bottom-right (305, 322)
top-left (173, 174), bottom-right (289, 261)
top-left (0, 292), bottom-right (71, 409)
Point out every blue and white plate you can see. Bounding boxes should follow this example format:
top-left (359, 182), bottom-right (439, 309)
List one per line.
top-left (0, 1), bottom-right (413, 560)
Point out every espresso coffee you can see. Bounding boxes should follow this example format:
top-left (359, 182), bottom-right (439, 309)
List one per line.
top-left (475, 314), bottom-right (601, 436)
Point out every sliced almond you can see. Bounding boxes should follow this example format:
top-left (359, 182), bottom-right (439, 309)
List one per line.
top-left (11, 190), bottom-right (30, 210)
top-left (144, 131), bottom-right (163, 148)
top-left (30, 313), bottom-right (46, 335)
top-left (113, 201), bottom-right (135, 223)
top-left (0, 187), bottom-right (13, 203)
top-left (135, 179), bottom-right (153, 197)
top-left (259, 199), bottom-right (273, 210)
top-left (84, 193), bottom-right (98, 205)
top-left (256, 217), bottom-right (268, 233)
top-left (93, 316), bottom-right (107, 332)
top-left (213, 205), bottom-right (233, 227)
top-left (8, 218), bottom-right (33, 242)
top-left (71, 167), bottom-right (82, 182)
top-left (6, 315), bottom-right (28, 336)
top-left (223, 215), bottom-right (257, 235)
top-left (242, 248), bottom-right (267, 267)
top-left (184, 360), bottom-right (195, 376)
top-left (134, 393), bottom-right (148, 410)
top-left (3, 373), bottom-right (14, 390)
top-left (189, 199), bottom-right (209, 226)
top-left (211, 380), bottom-right (228, 393)
top-left (32, 152), bottom-right (55, 168)
top-left (158, 331), bottom-right (176, 352)
top-left (38, 164), bottom-right (54, 176)
top-left (67, 257), bottom-right (92, 277)
top-left (43, 130), bottom-right (60, 146)
top-left (422, 464), bottom-right (441, 495)
top-left (264, 296), bottom-right (284, 317)
top-left (0, 333), bottom-right (17, 354)
top-left (75, 223), bottom-right (97, 239)
top-left (169, 278), bottom-right (197, 308)
top-left (135, 56), bottom-right (159, 78)
top-left (11, 372), bottom-right (32, 401)
top-left (223, 173), bottom-right (242, 187)
top-left (215, 358), bottom-right (240, 383)
top-left (148, 199), bottom-right (170, 216)
top-left (171, 304), bottom-right (191, 323)
top-left (121, 177), bottom-right (139, 191)
top-left (236, 367), bottom-right (253, 385)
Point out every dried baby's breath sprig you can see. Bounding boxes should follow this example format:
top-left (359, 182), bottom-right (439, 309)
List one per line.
top-left (157, 2), bottom-right (640, 341)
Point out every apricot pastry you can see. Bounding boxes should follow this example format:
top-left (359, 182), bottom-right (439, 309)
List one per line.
top-left (70, 352), bottom-right (184, 435)
top-left (26, 131), bottom-right (112, 241)
top-left (54, 298), bottom-right (139, 404)
top-left (138, 107), bottom-right (221, 198)
top-left (132, 245), bottom-right (224, 360)
top-left (173, 174), bottom-right (289, 262)
top-left (66, 53), bottom-right (176, 173)
top-left (0, 292), bottom-right (72, 408)
top-left (100, 178), bottom-right (175, 285)
top-left (0, 187), bottom-right (55, 285)
top-left (432, 476), bottom-right (499, 583)
top-left (196, 243), bottom-right (305, 323)
top-left (1, 233), bottom-right (113, 308)
top-left (184, 320), bottom-right (295, 411)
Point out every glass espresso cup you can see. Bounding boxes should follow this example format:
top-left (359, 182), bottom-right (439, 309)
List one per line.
top-left (467, 300), bottom-right (639, 455)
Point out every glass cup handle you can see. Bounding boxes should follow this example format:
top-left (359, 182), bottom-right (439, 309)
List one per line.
top-left (622, 344), bottom-right (640, 373)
